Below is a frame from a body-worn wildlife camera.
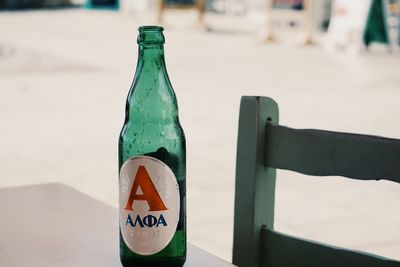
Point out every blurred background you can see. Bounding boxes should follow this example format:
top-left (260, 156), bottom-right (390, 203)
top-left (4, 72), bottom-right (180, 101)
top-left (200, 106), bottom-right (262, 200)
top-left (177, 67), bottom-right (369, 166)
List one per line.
top-left (1, 0), bottom-right (399, 263)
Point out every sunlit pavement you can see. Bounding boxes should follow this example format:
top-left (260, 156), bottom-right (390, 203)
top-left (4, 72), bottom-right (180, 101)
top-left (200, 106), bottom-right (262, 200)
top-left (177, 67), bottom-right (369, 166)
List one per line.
top-left (1, 9), bottom-right (400, 262)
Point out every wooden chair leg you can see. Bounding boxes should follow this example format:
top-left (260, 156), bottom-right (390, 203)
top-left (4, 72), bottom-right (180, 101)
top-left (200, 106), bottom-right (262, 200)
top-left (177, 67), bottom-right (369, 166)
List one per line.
top-left (264, 0), bottom-right (277, 43)
top-left (156, 0), bottom-right (164, 25)
top-left (197, 0), bottom-right (205, 27)
top-left (300, 0), bottom-right (316, 45)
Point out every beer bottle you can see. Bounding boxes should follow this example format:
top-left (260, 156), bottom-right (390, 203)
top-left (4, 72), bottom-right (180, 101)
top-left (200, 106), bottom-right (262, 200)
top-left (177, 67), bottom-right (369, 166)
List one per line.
top-left (118, 26), bottom-right (186, 267)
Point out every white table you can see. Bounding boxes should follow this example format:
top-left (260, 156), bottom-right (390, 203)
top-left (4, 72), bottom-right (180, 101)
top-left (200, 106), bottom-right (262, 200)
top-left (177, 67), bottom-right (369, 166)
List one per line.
top-left (0, 183), bottom-right (235, 267)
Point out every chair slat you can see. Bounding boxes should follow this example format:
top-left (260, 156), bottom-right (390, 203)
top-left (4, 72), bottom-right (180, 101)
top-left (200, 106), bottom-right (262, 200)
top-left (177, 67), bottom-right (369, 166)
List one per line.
top-left (261, 227), bottom-right (400, 267)
top-left (265, 124), bottom-right (400, 183)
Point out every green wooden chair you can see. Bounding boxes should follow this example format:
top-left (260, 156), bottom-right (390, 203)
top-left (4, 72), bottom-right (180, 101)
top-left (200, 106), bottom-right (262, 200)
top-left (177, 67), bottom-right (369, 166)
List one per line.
top-left (233, 96), bottom-right (400, 267)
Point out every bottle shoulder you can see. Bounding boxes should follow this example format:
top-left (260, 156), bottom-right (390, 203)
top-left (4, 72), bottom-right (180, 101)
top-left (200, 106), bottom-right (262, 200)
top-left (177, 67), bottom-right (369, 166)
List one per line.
top-left (119, 121), bottom-right (186, 172)
top-left (120, 120), bottom-right (185, 141)
top-left (121, 119), bottom-right (183, 135)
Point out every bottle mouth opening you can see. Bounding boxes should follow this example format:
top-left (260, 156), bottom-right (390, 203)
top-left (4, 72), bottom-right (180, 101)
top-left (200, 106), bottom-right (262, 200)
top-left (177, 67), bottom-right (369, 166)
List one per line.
top-left (139, 26), bottom-right (164, 32)
top-left (137, 26), bottom-right (165, 45)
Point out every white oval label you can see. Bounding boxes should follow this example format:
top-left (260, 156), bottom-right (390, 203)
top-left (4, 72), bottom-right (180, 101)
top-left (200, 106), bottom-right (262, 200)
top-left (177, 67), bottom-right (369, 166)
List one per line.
top-left (119, 156), bottom-right (180, 255)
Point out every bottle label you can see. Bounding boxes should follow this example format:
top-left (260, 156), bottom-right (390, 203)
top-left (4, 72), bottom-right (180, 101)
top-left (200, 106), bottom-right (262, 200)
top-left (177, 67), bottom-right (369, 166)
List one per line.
top-left (119, 156), bottom-right (180, 255)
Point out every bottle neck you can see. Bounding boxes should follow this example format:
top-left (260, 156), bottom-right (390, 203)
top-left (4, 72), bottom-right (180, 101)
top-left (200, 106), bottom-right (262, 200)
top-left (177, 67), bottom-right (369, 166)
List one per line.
top-left (126, 43), bottom-right (178, 124)
top-left (137, 44), bottom-right (165, 67)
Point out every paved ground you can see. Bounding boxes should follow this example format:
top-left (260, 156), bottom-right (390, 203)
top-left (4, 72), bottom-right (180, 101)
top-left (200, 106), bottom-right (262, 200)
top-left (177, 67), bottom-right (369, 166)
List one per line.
top-left (1, 9), bottom-right (400, 262)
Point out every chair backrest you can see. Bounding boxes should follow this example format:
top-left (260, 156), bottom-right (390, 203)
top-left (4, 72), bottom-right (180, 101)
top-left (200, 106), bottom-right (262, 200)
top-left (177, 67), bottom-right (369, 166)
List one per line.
top-left (232, 96), bottom-right (400, 267)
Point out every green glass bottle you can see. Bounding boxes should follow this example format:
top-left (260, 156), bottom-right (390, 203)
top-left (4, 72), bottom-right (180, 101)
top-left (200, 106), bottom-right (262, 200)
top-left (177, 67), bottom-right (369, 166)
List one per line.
top-left (118, 26), bottom-right (186, 267)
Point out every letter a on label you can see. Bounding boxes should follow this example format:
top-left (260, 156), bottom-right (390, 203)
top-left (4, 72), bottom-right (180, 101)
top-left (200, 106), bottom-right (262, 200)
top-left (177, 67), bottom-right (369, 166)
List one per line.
top-left (124, 165), bottom-right (168, 212)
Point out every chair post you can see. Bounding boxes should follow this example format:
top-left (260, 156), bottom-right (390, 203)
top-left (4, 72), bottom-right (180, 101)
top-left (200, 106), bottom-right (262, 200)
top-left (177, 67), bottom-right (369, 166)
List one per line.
top-left (233, 96), bottom-right (279, 267)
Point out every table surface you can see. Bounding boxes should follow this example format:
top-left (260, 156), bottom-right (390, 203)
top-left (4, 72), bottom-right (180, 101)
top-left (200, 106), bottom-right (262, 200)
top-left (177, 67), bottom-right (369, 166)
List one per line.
top-left (0, 183), bottom-right (235, 267)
